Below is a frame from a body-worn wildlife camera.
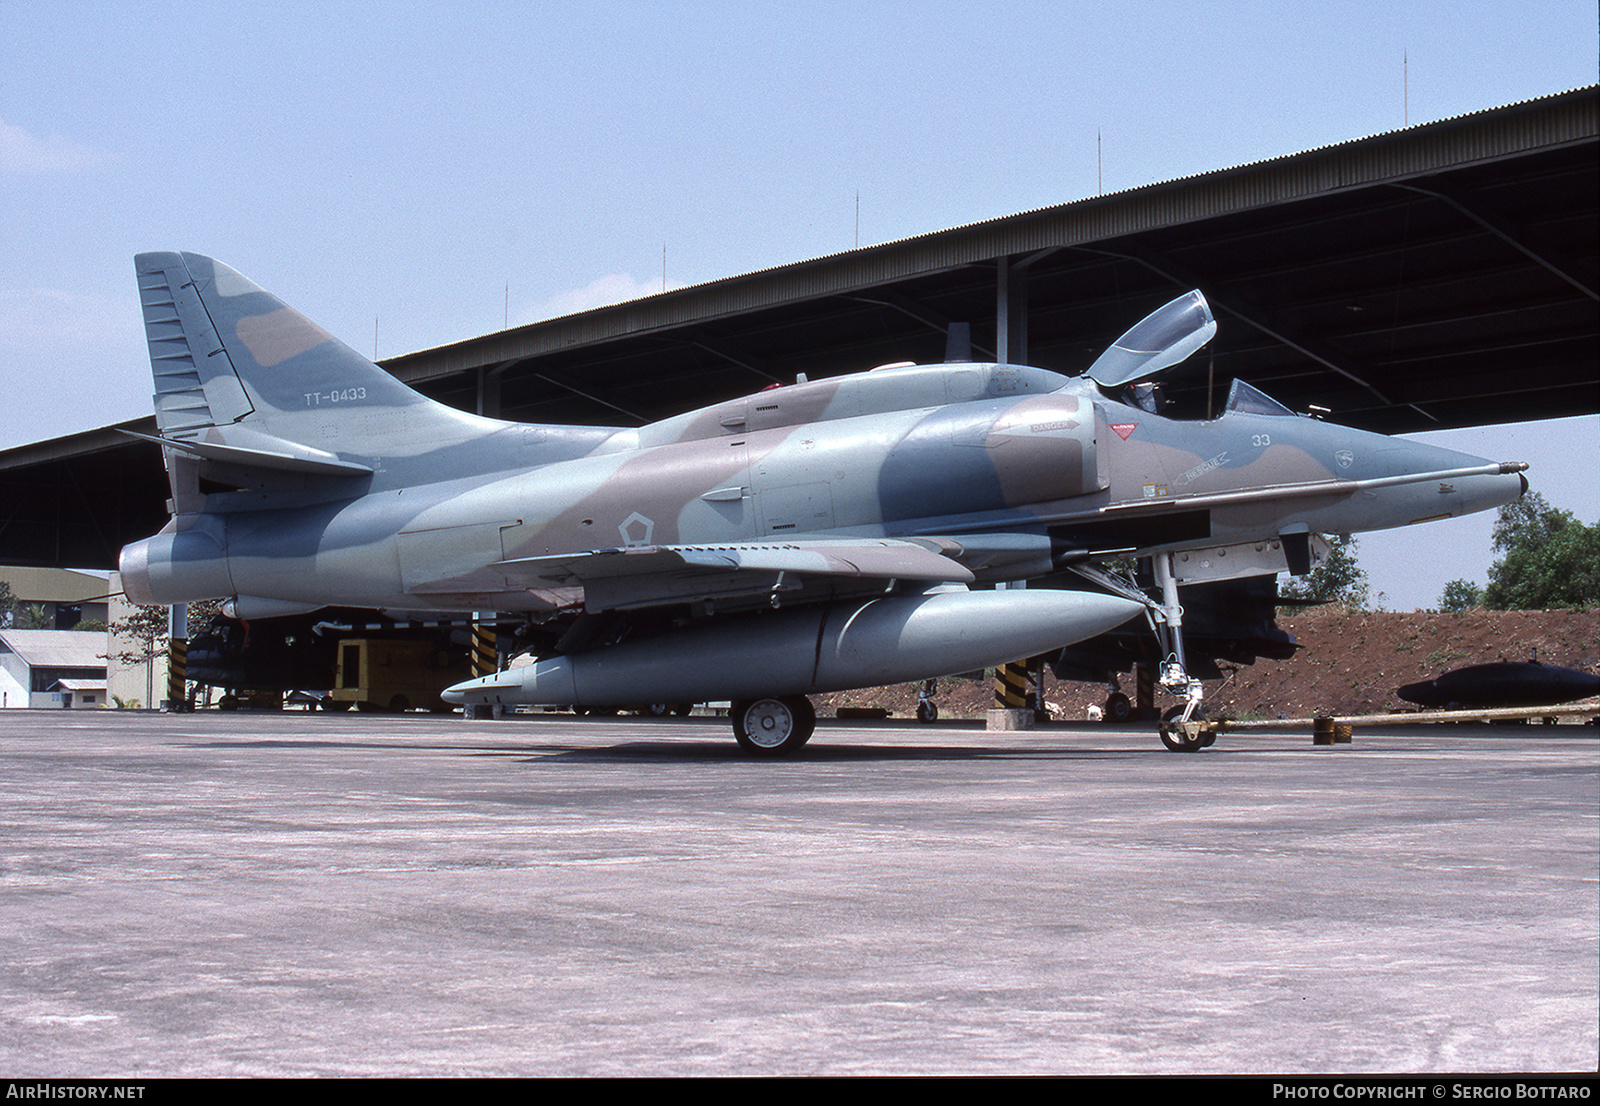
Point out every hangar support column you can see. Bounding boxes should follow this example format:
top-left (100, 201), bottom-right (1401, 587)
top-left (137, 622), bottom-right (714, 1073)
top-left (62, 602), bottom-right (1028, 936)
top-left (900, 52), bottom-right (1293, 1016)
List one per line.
top-left (996, 257), bottom-right (1029, 365)
top-left (476, 364), bottom-right (510, 419)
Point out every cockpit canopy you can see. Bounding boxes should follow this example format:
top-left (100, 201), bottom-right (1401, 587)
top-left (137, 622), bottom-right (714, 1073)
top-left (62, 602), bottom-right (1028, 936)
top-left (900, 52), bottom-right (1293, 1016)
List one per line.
top-left (1223, 378), bottom-right (1295, 417)
top-left (1086, 290), bottom-right (1217, 388)
top-left (1108, 377), bottom-right (1299, 421)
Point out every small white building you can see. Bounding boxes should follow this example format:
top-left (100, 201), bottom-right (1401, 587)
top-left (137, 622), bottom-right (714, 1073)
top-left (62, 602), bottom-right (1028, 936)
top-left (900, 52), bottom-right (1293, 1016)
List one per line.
top-left (0, 629), bottom-right (109, 708)
top-left (51, 677), bottom-right (107, 709)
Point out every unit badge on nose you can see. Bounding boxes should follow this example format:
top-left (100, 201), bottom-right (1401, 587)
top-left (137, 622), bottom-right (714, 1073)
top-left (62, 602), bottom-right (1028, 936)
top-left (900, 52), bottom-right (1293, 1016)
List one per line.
top-left (1335, 450), bottom-right (1355, 469)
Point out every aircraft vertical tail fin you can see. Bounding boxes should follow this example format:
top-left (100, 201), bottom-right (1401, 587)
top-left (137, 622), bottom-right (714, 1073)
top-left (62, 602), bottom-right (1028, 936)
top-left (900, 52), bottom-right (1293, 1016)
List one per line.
top-left (136, 251), bottom-right (442, 431)
top-left (133, 252), bottom-right (512, 489)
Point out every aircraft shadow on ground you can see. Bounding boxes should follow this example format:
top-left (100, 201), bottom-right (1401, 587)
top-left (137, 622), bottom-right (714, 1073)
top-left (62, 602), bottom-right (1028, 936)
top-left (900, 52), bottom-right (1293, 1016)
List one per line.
top-left (172, 735), bottom-right (1153, 763)
top-left (478, 740), bottom-right (1154, 764)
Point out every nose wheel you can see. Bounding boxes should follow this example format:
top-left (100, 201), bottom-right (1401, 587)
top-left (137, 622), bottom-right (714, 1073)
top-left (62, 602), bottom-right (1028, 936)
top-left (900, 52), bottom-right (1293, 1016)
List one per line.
top-left (1159, 704), bottom-right (1215, 752)
top-left (731, 695), bottom-right (816, 756)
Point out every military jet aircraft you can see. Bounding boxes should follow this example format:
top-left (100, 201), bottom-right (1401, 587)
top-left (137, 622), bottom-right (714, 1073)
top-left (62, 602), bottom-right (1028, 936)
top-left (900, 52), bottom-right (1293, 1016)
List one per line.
top-left (120, 252), bottom-right (1528, 753)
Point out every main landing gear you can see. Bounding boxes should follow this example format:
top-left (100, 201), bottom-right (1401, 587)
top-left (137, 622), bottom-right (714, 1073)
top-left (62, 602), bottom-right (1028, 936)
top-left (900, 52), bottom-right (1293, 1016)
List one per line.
top-left (1102, 689), bottom-right (1134, 723)
top-left (916, 678), bottom-right (939, 723)
top-left (731, 695), bottom-right (816, 756)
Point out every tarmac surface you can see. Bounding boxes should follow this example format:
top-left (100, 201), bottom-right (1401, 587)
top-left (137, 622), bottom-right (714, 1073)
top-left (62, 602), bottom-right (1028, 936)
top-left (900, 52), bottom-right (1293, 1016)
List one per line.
top-left (1, 709), bottom-right (1595, 1077)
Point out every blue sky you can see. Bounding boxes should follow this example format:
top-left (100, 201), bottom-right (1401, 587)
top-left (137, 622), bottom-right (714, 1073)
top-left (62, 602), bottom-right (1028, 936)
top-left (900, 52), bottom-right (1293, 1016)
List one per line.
top-left (2, 0), bottom-right (1595, 608)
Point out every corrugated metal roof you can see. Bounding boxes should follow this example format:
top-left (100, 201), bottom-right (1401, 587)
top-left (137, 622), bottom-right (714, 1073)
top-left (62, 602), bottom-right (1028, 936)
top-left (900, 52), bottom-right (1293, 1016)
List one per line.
top-left (386, 85), bottom-right (1598, 379)
top-left (0, 630), bottom-right (108, 670)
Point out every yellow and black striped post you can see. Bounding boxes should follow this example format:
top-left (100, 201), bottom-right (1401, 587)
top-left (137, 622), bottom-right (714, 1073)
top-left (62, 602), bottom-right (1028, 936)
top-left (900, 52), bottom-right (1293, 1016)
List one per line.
top-left (463, 617), bottom-right (501, 720)
top-left (165, 603), bottom-right (188, 712)
top-left (166, 637), bottom-right (187, 711)
top-left (1135, 662), bottom-right (1155, 718)
top-left (993, 661), bottom-right (1030, 710)
top-left (471, 621), bottom-right (498, 679)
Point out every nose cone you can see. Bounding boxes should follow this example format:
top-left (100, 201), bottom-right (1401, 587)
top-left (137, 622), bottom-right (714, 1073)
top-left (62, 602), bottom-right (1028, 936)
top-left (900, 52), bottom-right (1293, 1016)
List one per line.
top-left (1368, 433), bottom-right (1528, 526)
top-left (444, 658), bottom-right (578, 708)
top-left (441, 670), bottom-right (522, 706)
top-left (1443, 458), bottom-right (1528, 520)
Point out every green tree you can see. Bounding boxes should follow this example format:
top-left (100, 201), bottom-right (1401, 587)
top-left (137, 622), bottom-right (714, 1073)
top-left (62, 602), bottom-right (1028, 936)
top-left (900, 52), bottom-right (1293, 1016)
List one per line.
top-left (109, 604), bottom-right (171, 662)
top-left (108, 599), bottom-right (225, 707)
top-left (15, 603), bottom-right (52, 629)
top-left (0, 582), bottom-right (53, 627)
top-left (1436, 579), bottom-right (1482, 612)
top-left (1482, 491), bottom-right (1600, 610)
top-left (1281, 533), bottom-right (1370, 609)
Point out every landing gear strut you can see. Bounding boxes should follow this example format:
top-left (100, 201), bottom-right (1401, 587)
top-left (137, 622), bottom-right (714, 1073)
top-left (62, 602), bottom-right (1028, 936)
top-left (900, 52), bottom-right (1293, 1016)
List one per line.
top-left (1073, 553), bottom-right (1215, 752)
top-left (1150, 554), bottom-right (1212, 751)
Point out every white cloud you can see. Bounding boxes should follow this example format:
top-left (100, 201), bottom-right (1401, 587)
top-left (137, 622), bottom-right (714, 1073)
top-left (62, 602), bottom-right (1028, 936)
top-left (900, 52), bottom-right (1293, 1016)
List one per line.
top-left (524, 272), bottom-right (684, 323)
top-left (0, 118), bottom-right (110, 172)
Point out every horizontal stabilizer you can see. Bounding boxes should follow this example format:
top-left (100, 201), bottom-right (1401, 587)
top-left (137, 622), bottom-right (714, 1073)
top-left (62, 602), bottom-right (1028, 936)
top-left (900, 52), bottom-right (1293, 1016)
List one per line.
top-left (118, 429), bottom-right (373, 478)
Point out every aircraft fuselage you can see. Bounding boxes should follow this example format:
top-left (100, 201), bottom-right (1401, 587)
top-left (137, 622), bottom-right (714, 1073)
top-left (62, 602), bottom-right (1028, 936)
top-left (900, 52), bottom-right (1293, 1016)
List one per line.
top-left (124, 362), bottom-right (1525, 617)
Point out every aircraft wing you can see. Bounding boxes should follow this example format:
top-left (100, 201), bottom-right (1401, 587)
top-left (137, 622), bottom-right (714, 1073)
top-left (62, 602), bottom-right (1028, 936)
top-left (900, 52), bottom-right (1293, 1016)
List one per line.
top-left (497, 537), bottom-right (974, 612)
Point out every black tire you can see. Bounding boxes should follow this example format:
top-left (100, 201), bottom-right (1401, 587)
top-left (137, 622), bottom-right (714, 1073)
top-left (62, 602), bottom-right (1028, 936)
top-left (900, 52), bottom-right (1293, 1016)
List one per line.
top-left (731, 696), bottom-right (815, 756)
top-left (1159, 704), bottom-right (1207, 752)
top-left (1104, 692), bottom-right (1133, 723)
top-left (916, 700), bottom-right (938, 723)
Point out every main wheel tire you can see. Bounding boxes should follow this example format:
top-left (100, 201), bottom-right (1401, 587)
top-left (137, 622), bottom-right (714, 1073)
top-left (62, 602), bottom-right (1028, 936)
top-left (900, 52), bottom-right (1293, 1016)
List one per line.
top-left (1104, 692), bottom-right (1133, 723)
top-left (1159, 704), bottom-right (1208, 752)
top-left (731, 695), bottom-right (816, 756)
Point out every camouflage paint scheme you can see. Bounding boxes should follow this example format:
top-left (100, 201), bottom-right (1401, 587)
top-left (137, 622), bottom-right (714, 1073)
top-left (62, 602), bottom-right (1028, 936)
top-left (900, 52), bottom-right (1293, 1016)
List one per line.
top-left (119, 253), bottom-right (1527, 747)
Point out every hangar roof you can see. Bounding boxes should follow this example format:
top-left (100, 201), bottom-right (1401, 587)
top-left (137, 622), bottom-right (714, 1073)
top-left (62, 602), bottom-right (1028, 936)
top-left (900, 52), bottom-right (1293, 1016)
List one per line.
top-left (2, 86), bottom-right (1595, 571)
top-left (392, 85), bottom-right (1597, 434)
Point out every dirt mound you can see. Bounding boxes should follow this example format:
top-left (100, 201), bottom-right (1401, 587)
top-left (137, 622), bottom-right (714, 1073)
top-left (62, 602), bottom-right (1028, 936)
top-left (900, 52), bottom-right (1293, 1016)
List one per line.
top-left (818, 607), bottom-right (1600, 721)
